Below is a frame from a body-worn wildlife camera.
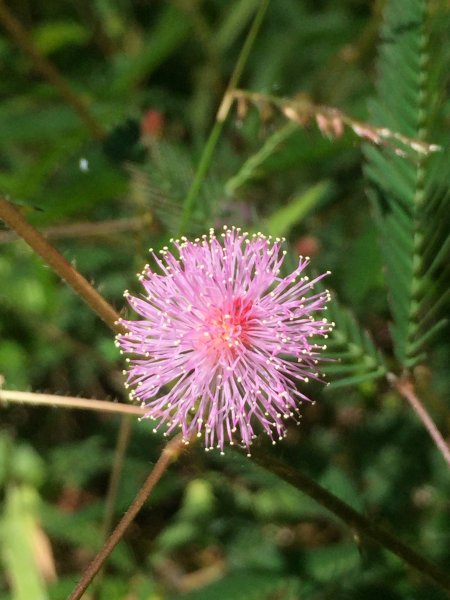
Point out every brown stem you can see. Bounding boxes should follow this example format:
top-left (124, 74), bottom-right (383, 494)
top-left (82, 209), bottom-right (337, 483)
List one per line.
top-left (0, 216), bottom-right (151, 244)
top-left (250, 447), bottom-right (450, 593)
top-left (0, 197), bottom-right (126, 334)
top-left (3, 387), bottom-right (448, 593)
top-left (0, 1), bottom-right (105, 140)
top-left (390, 374), bottom-right (450, 469)
top-left (0, 198), bottom-right (132, 600)
top-left (0, 390), bottom-right (145, 417)
top-left (67, 434), bottom-right (187, 600)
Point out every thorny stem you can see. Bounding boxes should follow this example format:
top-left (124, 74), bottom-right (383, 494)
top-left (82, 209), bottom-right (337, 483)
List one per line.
top-left (0, 197), bottom-right (134, 599)
top-left (390, 374), bottom-right (450, 469)
top-left (0, 192), bottom-right (155, 600)
top-left (0, 0), bottom-right (105, 140)
top-left (0, 391), bottom-right (139, 600)
top-left (179, 0), bottom-right (271, 233)
top-left (3, 387), bottom-right (450, 594)
top-left (0, 216), bottom-right (151, 244)
top-left (0, 197), bottom-right (125, 335)
top-left (1, 160), bottom-right (448, 592)
top-left (67, 434), bottom-right (187, 600)
top-left (0, 390), bottom-right (145, 417)
top-left (250, 447), bottom-right (450, 593)
top-left (0, 196), bottom-right (136, 599)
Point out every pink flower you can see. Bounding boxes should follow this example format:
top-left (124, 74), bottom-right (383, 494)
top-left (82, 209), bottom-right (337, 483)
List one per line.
top-left (116, 227), bottom-right (332, 454)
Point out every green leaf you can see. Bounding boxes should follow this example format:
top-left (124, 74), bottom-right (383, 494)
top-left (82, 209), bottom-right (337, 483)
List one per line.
top-left (216, 0), bottom-right (262, 52)
top-left (152, 479), bottom-right (216, 555)
top-left (40, 503), bottom-right (134, 572)
top-left (112, 5), bottom-right (191, 95)
top-left (304, 542), bottom-right (361, 582)
top-left (32, 21), bottom-right (89, 55)
top-left (326, 367), bottom-right (386, 389)
top-left (153, 520), bottom-right (199, 554)
top-left (0, 485), bottom-right (49, 600)
top-left (364, 0), bottom-right (449, 367)
top-left (253, 482), bottom-right (322, 521)
top-left (169, 571), bottom-right (291, 600)
top-left (324, 295), bottom-right (386, 388)
top-left (0, 340), bottom-right (30, 389)
top-left (226, 526), bottom-right (283, 572)
top-left (320, 466), bottom-right (364, 513)
top-left (262, 181), bottom-right (333, 238)
top-left (48, 437), bottom-right (112, 487)
top-left (225, 122), bottom-right (298, 195)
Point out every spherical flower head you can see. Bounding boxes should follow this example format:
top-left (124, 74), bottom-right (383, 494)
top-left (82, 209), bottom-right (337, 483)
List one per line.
top-left (116, 227), bottom-right (332, 455)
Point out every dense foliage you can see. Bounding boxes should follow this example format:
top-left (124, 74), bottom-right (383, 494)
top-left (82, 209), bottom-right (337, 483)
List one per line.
top-left (0, 1), bottom-right (449, 599)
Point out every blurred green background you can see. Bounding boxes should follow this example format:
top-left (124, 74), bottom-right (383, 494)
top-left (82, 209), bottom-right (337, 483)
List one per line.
top-left (0, 1), bottom-right (449, 599)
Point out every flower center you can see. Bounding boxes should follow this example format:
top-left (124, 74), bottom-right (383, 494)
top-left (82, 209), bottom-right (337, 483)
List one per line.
top-left (204, 297), bottom-right (253, 356)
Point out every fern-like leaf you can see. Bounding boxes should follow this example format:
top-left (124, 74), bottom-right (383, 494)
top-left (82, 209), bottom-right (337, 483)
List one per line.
top-left (364, 0), bottom-right (449, 368)
top-left (128, 142), bottom-right (220, 235)
top-left (323, 295), bottom-right (386, 388)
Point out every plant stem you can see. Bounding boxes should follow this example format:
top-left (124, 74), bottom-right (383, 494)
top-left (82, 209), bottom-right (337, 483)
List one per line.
top-left (92, 416), bottom-right (134, 600)
top-left (178, 0), bottom-right (271, 233)
top-left (67, 434), bottom-right (187, 600)
top-left (225, 121), bottom-right (298, 195)
top-left (0, 197), bottom-right (136, 600)
top-left (101, 417), bottom-right (134, 540)
top-left (0, 198), bottom-right (133, 600)
top-left (0, 216), bottom-right (151, 244)
top-left (178, 121), bottom-right (223, 234)
top-left (3, 387), bottom-right (448, 593)
top-left (0, 390), bottom-right (145, 417)
top-left (390, 374), bottom-right (450, 469)
top-left (250, 447), bottom-right (450, 593)
top-left (0, 197), bottom-right (125, 335)
top-left (0, 0), bottom-right (105, 140)
top-left (215, 0), bottom-right (271, 124)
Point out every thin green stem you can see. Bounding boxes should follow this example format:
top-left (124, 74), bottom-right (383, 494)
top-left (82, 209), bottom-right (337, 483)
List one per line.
top-left (225, 121), bottom-right (298, 195)
top-left (178, 0), bottom-right (271, 234)
top-left (0, 197), bottom-right (125, 335)
top-left (67, 434), bottom-right (187, 600)
top-left (92, 416), bottom-right (134, 600)
top-left (101, 417), bottom-right (134, 540)
top-left (178, 121), bottom-right (222, 233)
top-left (250, 447), bottom-right (450, 593)
top-left (215, 0), bottom-right (271, 123)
